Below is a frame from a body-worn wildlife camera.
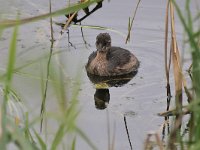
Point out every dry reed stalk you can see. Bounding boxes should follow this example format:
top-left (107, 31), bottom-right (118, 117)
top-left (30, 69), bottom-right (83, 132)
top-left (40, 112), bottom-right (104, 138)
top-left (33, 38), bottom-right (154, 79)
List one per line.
top-left (169, 1), bottom-right (183, 110)
top-left (63, 12), bottom-right (78, 30)
top-left (144, 132), bottom-right (164, 150)
top-left (168, 1), bottom-right (183, 148)
top-left (164, 0), bottom-right (172, 111)
top-left (155, 133), bottom-right (164, 150)
top-left (144, 134), bottom-right (152, 150)
top-left (125, 0), bottom-right (141, 43)
top-left (164, 0), bottom-right (185, 148)
top-left (163, 0), bottom-right (197, 148)
top-left (158, 105), bottom-right (190, 117)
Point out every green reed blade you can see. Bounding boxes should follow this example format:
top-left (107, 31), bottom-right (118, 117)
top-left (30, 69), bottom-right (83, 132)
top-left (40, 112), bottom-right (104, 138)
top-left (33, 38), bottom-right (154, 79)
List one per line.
top-left (34, 129), bottom-right (47, 150)
top-left (50, 125), bottom-right (65, 150)
top-left (72, 24), bottom-right (126, 37)
top-left (75, 127), bottom-right (97, 150)
top-left (0, 23), bottom-right (18, 149)
top-left (71, 137), bottom-right (76, 150)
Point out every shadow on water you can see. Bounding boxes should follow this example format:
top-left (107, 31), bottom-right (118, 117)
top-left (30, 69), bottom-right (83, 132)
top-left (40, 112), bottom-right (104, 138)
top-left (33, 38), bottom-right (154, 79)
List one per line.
top-left (86, 71), bottom-right (138, 109)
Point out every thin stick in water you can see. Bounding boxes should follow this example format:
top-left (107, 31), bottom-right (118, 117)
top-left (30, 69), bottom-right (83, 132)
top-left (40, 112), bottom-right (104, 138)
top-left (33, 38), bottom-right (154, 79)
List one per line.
top-left (124, 115), bottom-right (133, 150)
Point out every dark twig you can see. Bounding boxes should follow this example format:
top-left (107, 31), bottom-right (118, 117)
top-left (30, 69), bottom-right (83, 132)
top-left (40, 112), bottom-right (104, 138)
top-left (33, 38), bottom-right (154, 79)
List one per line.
top-left (0, 0), bottom-right (101, 28)
top-left (187, 64), bottom-right (193, 81)
top-left (65, 12), bottom-right (77, 49)
top-left (66, 29), bottom-right (76, 49)
top-left (73, 1), bottom-right (103, 24)
top-left (124, 116), bottom-right (133, 150)
top-left (80, 22), bottom-right (91, 48)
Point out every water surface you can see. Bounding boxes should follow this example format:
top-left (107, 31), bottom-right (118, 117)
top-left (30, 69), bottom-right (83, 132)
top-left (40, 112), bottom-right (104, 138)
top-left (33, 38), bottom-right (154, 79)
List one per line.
top-left (0, 0), bottom-right (194, 149)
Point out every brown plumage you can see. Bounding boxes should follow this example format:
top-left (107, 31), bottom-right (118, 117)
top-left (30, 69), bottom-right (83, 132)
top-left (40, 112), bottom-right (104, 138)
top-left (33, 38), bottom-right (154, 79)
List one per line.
top-left (86, 33), bottom-right (139, 76)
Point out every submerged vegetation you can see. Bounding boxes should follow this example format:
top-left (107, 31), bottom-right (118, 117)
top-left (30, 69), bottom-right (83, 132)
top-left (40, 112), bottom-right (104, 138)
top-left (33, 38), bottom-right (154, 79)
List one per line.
top-left (0, 0), bottom-right (199, 149)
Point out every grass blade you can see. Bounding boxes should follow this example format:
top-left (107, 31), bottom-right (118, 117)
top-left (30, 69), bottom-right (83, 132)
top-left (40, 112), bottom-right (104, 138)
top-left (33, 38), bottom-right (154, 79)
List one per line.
top-left (75, 127), bottom-right (97, 150)
top-left (50, 125), bottom-right (65, 150)
top-left (71, 137), bottom-right (76, 150)
top-left (71, 24), bottom-right (126, 37)
top-left (8, 121), bottom-right (35, 150)
top-left (172, 0), bottom-right (200, 147)
top-left (0, 22), bottom-right (18, 149)
top-left (125, 0), bottom-right (141, 43)
top-left (185, 0), bottom-right (193, 31)
top-left (40, 0), bottom-right (55, 133)
top-left (172, 0), bottom-right (199, 53)
top-left (34, 129), bottom-right (47, 150)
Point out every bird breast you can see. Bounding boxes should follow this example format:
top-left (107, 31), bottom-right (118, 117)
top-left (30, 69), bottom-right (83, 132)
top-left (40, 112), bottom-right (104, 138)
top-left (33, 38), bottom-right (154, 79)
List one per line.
top-left (89, 52), bottom-right (108, 76)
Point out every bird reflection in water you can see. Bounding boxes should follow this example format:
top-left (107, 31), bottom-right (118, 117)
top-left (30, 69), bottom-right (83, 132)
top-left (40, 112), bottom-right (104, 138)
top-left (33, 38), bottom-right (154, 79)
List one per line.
top-left (94, 89), bottom-right (110, 109)
top-left (87, 71), bottom-right (138, 109)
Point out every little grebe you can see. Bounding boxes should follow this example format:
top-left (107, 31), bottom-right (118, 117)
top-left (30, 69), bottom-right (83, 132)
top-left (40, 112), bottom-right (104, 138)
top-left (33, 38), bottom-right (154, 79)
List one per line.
top-left (86, 33), bottom-right (139, 76)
